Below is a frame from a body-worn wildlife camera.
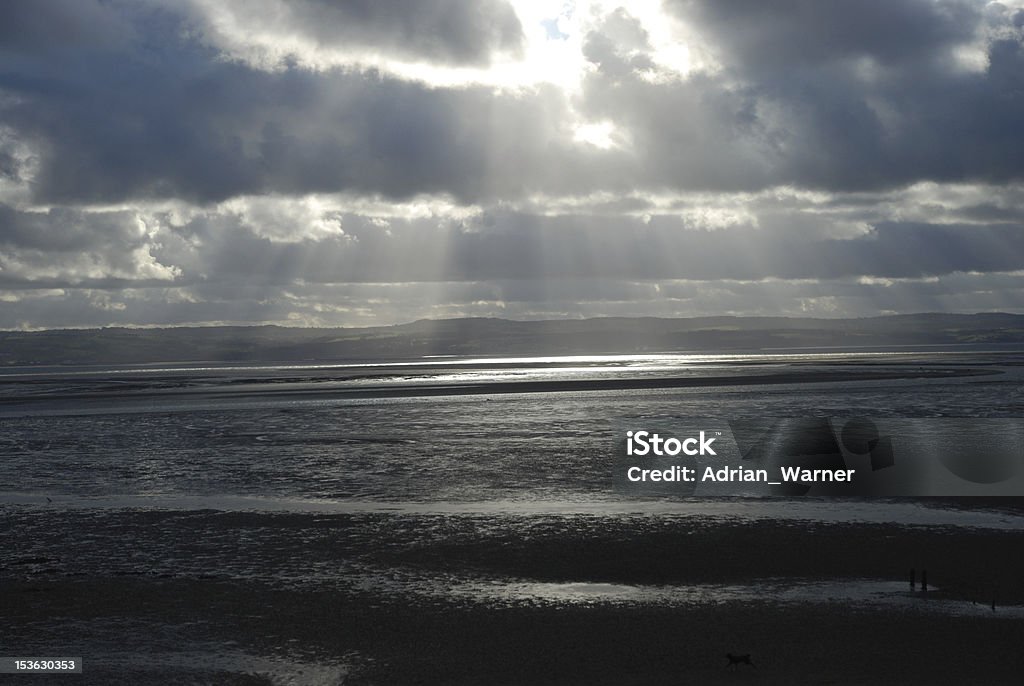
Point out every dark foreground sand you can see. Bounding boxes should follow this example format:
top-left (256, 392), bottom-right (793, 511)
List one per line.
top-left (4, 575), bottom-right (1024, 685)
top-left (4, 507), bottom-right (1024, 685)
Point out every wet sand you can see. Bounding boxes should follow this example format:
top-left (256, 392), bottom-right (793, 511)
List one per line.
top-left (4, 507), bottom-right (1024, 684)
top-left (0, 363), bottom-right (996, 409)
top-left (6, 576), bottom-right (1024, 685)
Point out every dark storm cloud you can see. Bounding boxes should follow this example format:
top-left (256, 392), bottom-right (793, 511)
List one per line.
top-left (197, 0), bottom-right (524, 66)
top-left (580, 0), bottom-right (1024, 192)
top-left (1, 67), bottom-right (578, 205)
top-left (0, 15), bottom-right (596, 205)
top-left (0, 0), bottom-right (134, 53)
top-left (670, 0), bottom-right (981, 70)
top-left (0, 149), bottom-right (18, 180)
top-left (1, 1), bottom-right (1023, 204)
top-left (0, 204), bottom-right (140, 252)
top-left (957, 202), bottom-right (1024, 223)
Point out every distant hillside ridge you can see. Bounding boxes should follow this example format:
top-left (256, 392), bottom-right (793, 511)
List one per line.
top-left (1, 313), bottom-right (1022, 366)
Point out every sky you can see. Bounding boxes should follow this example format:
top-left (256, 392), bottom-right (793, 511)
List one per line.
top-left (2, 0), bottom-right (1024, 328)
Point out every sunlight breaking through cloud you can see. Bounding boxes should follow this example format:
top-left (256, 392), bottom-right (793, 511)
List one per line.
top-left (0, 1), bottom-right (1023, 327)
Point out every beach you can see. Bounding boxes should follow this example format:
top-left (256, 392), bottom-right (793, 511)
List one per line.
top-left (5, 505), bottom-right (1024, 684)
top-left (2, 351), bottom-right (1024, 684)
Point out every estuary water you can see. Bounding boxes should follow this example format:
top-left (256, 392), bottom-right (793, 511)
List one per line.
top-left (3, 350), bottom-right (1024, 684)
top-left (2, 348), bottom-right (1023, 503)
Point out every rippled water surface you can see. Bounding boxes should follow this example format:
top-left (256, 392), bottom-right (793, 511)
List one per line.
top-left (2, 350), bottom-right (1023, 501)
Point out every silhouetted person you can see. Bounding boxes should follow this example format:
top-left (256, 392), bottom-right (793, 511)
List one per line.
top-left (909, 568), bottom-right (915, 590)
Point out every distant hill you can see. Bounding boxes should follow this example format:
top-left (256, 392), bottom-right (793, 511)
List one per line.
top-left (1, 313), bottom-right (1023, 366)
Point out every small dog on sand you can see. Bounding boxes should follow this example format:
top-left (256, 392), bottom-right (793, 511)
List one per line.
top-left (725, 653), bottom-right (756, 668)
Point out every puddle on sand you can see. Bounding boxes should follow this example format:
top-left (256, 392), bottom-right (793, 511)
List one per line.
top-left (435, 577), bottom-right (1024, 618)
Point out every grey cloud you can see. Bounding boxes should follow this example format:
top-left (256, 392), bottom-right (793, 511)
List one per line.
top-left (670, 0), bottom-right (981, 71)
top-left (957, 202), bottom-right (1024, 223)
top-left (580, 69), bottom-right (773, 192)
top-left (170, 209), bottom-right (1024, 284)
top-left (1, 1), bottom-right (1023, 206)
top-left (0, 0), bottom-right (135, 54)
top-left (0, 38), bottom-right (605, 204)
top-left (0, 288), bottom-right (283, 329)
top-left (193, 0), bottom-right (524, 66)
top-left (0, 203), bottom-right (177, 286)
top-left (6, 270), bottom-right (1024, 329)
top-left (581, 9), bottom-right (656, 79)
top-left (3, 197), bottom-right (1023, 293)
top-left (0, 204), bottom-right (141, 252)
top-left (0, 150), bottom-right (18, 180)
top-left (1, 1), bottom-right (1023, 328)
top-left (579, 2), bottom-right (1024, 192)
